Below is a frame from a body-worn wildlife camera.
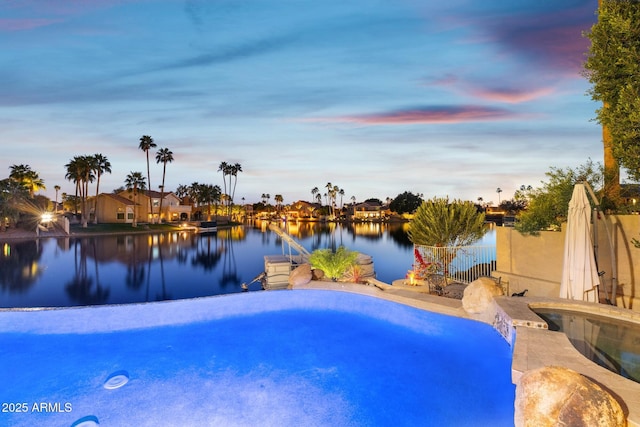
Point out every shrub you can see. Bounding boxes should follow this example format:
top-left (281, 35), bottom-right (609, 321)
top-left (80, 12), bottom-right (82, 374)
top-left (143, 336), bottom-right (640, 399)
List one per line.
top-left (308, 246), bottom-right (359, 281)
top-left (407, 197), bottom-right (486, 247)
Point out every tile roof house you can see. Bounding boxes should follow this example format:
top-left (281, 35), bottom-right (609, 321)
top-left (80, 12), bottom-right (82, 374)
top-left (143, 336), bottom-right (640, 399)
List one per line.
top-left (94, 190), bottom-right (192, 224)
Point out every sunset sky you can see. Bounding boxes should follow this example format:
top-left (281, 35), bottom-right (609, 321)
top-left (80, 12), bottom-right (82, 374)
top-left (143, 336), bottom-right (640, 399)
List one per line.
top-left (1, 0), bottom-right (603, 205)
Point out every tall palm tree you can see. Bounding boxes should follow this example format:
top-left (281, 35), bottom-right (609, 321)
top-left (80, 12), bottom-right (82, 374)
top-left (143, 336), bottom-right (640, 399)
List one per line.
top-left (230, 162), bottom-right (242, 215)
top-left (92, 154), bottom-right (111, 224)
top-left (218, 161), bottom-right (229, 211)
top-left (325, 182), bottom-right (332, 206)
top-left (138, 135), bottom-right (157, 221)
top-left (155, 147), bottom-right (174, 222)
top-left (125, 171), bottom-right (146, 227)
top-left (311, 187), bottom-right (319, 203)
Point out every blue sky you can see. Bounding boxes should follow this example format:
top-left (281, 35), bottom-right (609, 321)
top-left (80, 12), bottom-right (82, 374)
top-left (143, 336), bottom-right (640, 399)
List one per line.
top-left (1, 0), bottom-right (602, 205)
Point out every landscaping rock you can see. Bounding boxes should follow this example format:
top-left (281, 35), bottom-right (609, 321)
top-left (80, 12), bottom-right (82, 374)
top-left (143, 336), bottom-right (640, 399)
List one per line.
top-left (289, 263), bottom-right (312, 287)
top-left (461, 276), bottom-right (504, 314)
top-left (311, 268), bottom-right (325, 280)
top-left (514, 366), bottom-right (625, 427)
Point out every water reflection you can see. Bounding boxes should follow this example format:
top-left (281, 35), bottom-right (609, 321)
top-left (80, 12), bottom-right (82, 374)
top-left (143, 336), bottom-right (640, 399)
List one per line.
top-left (0, 240), bottom-right (44, 293)
top-left (0, 221), bottom-right (445, 308)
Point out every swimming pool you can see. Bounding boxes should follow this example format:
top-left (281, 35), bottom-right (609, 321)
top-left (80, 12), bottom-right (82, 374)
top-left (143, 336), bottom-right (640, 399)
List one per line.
top-left (0, 290), bottom-right (515, 426)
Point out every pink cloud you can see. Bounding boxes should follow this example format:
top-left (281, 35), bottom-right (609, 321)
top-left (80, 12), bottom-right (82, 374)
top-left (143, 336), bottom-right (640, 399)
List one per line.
top-left (310, 106), bottom-right (523, 125)
top-left (467, 86), bottom-right (554, 104)
top-left (424, 74), bottom-right (555, 104)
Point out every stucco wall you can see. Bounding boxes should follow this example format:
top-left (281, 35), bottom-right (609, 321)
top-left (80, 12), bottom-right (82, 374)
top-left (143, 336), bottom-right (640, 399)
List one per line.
top-left (493, 215), bottom-right (639, 311)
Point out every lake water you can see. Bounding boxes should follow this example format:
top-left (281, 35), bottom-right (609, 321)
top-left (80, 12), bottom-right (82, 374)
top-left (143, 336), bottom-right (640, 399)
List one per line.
top-left (0, 220), bottom-right (495, 309)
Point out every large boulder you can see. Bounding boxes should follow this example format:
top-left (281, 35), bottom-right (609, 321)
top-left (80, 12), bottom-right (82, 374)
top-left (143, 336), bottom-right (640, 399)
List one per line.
top-left (514, 366), bottom-right (625, 427)
top-left (461, 276), bottom-right (504, 314)
top-left (288, 263), bottom-right (312, 288)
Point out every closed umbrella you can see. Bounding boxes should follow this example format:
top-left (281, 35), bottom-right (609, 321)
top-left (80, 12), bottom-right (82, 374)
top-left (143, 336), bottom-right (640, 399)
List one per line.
top-left (559, 183), bottom-right (600, 302)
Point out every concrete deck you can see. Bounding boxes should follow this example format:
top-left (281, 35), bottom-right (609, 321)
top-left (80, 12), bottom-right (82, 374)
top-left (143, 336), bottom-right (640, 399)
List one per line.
top-left (293, 280), bottom-right (640, 427)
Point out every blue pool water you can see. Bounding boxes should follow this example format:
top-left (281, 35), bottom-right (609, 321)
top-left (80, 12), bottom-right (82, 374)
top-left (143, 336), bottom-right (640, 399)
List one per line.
top-left (0, 290), bottom-right (515, 426)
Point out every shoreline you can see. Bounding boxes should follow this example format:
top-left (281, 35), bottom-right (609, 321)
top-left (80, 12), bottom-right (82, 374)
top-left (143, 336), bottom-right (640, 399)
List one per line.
top-left (0, 223), bottom-right (230, 242)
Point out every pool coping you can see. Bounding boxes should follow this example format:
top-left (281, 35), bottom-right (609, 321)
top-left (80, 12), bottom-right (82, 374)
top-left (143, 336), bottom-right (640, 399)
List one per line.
top-left (293, 281), bottom-right (640, 427)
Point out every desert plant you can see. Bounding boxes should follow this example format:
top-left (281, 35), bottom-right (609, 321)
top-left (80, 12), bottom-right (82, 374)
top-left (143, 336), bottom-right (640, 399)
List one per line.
top-left (341, 264), bottom-right (364, 283)
top-left (308, 246), bottom-right (359, 281)
top-left (408, 197), bottom-right (485, 286)
top-left (408, 197), bottom-right (486, 247)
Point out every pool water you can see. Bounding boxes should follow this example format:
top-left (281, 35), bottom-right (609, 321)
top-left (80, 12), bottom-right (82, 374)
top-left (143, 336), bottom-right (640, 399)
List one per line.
top-left (534, 308), bottom-right (640, 384)
top-left (0, 290), bottom-right (515, 426)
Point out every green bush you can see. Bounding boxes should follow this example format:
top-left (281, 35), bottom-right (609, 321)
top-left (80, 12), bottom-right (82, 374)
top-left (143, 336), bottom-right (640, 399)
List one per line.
top-left (308, 246), bottom-right (359, 281)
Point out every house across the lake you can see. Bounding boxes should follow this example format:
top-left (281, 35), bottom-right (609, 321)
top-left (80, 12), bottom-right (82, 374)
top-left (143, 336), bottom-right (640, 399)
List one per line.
top-left (94, 190), bottom-right (192, 224)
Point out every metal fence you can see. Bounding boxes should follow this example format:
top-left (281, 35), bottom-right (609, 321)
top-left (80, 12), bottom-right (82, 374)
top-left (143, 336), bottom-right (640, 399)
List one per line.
top-left (413, 244), bottom-right (497, 285)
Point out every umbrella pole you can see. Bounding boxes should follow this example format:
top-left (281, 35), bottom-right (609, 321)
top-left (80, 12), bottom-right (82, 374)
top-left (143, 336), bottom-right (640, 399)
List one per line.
top-left (584, 181), bottom-right (618, 305)
top-left (592, 206), bottom-right (610, 304)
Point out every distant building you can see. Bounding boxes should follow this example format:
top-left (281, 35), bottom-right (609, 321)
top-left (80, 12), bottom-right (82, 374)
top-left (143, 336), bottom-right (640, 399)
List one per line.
top-left (352, 201), bottom-right (385, 221)
top-left (288, 200), bottom-right (322, 220)
top-left (94, 190), bottom-right (192, 223)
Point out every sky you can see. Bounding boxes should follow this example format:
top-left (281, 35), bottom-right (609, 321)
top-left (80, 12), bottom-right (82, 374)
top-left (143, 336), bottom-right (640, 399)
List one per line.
top-left (1, 0), bottom-right (604, 206)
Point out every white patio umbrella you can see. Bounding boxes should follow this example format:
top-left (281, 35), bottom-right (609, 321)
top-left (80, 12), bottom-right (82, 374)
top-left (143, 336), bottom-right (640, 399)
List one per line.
top-left (559, 183), bottom-right (600, 302)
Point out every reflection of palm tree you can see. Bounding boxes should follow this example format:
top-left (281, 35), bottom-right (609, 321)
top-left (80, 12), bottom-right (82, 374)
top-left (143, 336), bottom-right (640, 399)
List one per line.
top-left (191, 235), bottom-right (223, 271)
top-left (155, 243), bottom-right (171, 301)
top-left (126, 263), bottom-right (145, 290)
top-left (220, 233), bottom-right (241, 287)
top-left (65, 239), bottom-right (109, 305)
top-left (0, 240), bottom-right (43, 292)
top-left (125, 236), bottom-right (145, 290)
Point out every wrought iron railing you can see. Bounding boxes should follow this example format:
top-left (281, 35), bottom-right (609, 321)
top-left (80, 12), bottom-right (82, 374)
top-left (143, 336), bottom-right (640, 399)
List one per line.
top-left (412, 244), bottom-right (496, 285)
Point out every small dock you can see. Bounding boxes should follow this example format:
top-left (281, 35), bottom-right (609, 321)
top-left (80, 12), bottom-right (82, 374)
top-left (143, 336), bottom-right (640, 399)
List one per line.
top-left (263, 224), bottom-right (376, 290)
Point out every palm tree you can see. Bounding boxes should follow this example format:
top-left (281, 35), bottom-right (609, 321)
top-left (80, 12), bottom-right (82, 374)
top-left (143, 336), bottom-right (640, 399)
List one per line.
top-left (496, 187), bottom-right (503, 205)
top-left (65, 156), bottom-right (95, 227)
top-left (155, 147), bottom-right (174, 222)
top-left (274, 194), bottom-right (284, 212)
top-left (218, 161), bottom-right (229, 212)
top-left (176, 184), bottom-right (188, 200)
top-left (230, 162), bottom-right (242, 215)
top-left (138, 135), bottom-right (157, 221)
top-left (311, 187), bottom-right (319, 203)
top-left (125, 171), bottom-right (146, 227)
top-left (92, 154), bottom-right (111, 224)
top-left (9, 164), bottom-right (30, 182)
top-left (9, 164), bottom-right (45, 196)
top-left (199, 184), bottom-right (221, 218)
top-left (325, 182), bottom-right (332, 206)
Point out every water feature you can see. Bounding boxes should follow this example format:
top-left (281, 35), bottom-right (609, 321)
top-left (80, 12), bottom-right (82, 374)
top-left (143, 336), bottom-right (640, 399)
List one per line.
top-left (0, 221), bottom-right (495, 309)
